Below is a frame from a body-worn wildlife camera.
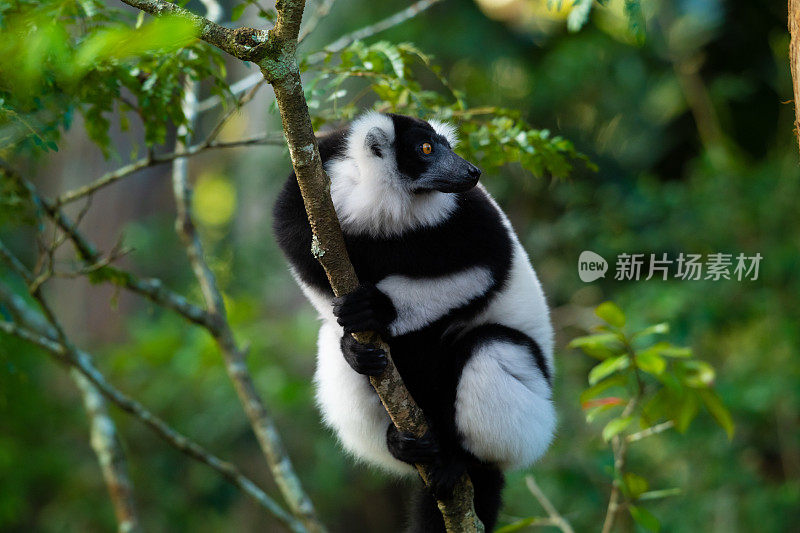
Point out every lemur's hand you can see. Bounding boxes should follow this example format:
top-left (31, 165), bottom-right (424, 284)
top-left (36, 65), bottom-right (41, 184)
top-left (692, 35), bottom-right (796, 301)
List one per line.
top-left (340, 334), bottom-right (388, 376)
top-left (332, 282), bottom-right (396, 335)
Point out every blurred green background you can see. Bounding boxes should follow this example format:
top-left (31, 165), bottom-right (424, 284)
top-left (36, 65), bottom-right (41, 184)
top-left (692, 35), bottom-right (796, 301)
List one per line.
top-left (1, 0), bottom-right (798, 531)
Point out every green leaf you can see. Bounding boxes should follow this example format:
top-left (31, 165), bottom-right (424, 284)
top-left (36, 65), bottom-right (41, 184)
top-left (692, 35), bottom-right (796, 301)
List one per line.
top-left (589, 355), bottom-right (630, 385)
top-left (673, 391), bottom-right (699, 433)
top-left (231, 3), bottom-right (248, 21)
top-left (602, 415), bottom-right (632, 442)
top-left (567, 0), bottom-right (593, 32)
top-left (635, 349), bottom-right (666, 375)
top-left (638, 488), bottom-right (682, 501)
top-left (569, 333), bottom-right (622, 359)
top-left (680, 360), bottom-right (716, 388)
top-left (623, 472), bottom-right (649, 500)
top-left (495, 517), bottom-right (545, 533)
top-left (698, 389), bottom-right (734, 440)
top-left (585, 402), bottom-right (623, 423)
top-left (595, 301), bottom-right (626, 328)
top-left (633, 322), bottom-right (669, 339)
top-left (657, 344), bottom-right (692, 358)
top-left (629, 505), bottom-right (660, 532)
top-left (624, 0), bottom-right (646, 45)
top-left (580, 374), bottom-right (628, 405)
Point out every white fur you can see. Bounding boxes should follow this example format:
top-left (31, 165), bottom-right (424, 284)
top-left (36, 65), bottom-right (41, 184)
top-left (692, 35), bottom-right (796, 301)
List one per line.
top-left (474, 185), bottom-right (554, 374)
top-left (292, 268), bottom-right (336, 323)
top-left (455, 339), bottom-right (555, 469)
top-left (314, 321), bottom-right (416, 476)
top-left (328, 112), bottom-right (457, 237)
top-left (474, 241), bottom-right (554, 375)
top-left (377, 266), bottom-right (493, 336)
top-left (429, 119), bottom-right (459, 147)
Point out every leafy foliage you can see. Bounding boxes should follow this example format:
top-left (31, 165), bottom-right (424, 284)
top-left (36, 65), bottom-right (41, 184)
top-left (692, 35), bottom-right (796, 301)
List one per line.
top-left (0, 0), bottom-right (230, 157)
top-left (305, 40), bottom-right (593, 179)
top-left (571, 302), bottom-right (733, 531)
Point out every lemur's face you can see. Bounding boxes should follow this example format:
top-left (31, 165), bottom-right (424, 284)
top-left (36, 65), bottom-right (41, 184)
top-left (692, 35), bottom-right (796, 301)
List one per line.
top-left (386, 114), bottom-right (481, 194)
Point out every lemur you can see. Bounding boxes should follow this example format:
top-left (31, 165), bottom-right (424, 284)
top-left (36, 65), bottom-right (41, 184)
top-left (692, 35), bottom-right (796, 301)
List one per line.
top-left (273, 112), bottom-right (555, 532)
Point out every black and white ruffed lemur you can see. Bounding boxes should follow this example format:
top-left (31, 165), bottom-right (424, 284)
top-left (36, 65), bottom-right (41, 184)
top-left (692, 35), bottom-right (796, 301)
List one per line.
top-left (272, 112), bottom-right (555, 532)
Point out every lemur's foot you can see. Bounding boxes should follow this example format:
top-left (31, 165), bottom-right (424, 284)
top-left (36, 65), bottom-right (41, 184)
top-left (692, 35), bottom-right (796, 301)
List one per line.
top-left (340, 334), bottom-right (388, 376)
top-left (333, 282), bottom-right (396, 335)
top-left (387, 424), bottom-right (440, 464)
top-left (428, 458), bottom-right (467, 500)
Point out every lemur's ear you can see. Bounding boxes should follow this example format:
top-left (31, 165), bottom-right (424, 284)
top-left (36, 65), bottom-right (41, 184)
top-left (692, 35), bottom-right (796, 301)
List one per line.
top-left (365, 126), bottom-right (390, 158)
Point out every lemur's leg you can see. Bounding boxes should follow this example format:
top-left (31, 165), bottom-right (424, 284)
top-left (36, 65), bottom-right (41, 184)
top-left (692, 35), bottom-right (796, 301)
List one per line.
top-left (454, 324), bottom-right (555, 470)
top-left (314, 322), bottom-right (414, 475)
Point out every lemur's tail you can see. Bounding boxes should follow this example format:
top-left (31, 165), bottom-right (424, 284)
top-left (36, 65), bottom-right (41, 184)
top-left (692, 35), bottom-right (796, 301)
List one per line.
top-left (406, 464), bottom-right (505, 533)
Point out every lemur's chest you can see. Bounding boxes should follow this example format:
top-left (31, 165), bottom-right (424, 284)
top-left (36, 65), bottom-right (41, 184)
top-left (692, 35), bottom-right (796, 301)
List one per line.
top-left (342, 192), bottom-right (514, 285)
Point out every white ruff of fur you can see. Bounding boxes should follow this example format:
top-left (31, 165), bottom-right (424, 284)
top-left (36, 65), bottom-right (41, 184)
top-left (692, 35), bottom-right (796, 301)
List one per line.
top-left (327, 111), bottom-right (458, 237)
top-left (428, 119), bottom-right (459, 147)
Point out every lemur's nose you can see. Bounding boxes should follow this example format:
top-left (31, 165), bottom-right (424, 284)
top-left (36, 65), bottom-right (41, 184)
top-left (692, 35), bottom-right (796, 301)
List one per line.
top-left (468, 164), bottom-right (482, 179)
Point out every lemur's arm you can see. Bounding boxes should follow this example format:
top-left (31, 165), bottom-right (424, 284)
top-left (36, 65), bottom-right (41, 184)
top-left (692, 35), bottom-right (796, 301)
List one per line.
top-left (334, 266), bottom-right (495, 339)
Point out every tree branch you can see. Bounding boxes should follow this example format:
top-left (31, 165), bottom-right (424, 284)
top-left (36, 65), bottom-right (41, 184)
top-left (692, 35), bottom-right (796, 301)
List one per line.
top-left (524, 475), bottom-right (574, 533)
top-left (1, 159), bottom-right (219, 330)
top-left (305, 0), bottom-right (443, 63)
top-left (198, 0), bottom-right (442, 112)
top-left (118, 0), bottom-right (269, 62)
top-left (0, 316), bottom-right (305, 532)
top-left (55, 131), bottom-right (283, 206)
top-left (2, 166), bottom-right (308, 531)
top-left (0, 281), bottom-right (140, 533)
top-left (298, 0), bottom-right (336, 43)
top-left (170, 6), bottom-right (324, 527)
top-left (790, 0), bottom-right (800, 154)
top-left (256, 1), bottom-right (482, 530)
top-left (73, 371), bottom-right (142, 533)
top-left (600, 399), bottom-right (637, 533)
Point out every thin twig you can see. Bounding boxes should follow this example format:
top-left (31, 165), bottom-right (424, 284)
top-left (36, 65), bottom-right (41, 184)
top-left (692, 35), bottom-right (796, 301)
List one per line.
top-left (55, 132), bottom-right (283, 205)
top-left (0, 316), bottom-right (305, 533)
top-left (626, 420), bottom-right (675, 443)
top-left (305, 0), bottom-right (443, 63)
top-left (600, 399), bottom-right (638, 533)
top-left (197, 0), bottom-right (442, 112)
top-left (0, 254), bottom-right (142, 532)
top-left (0, 161), bottom-right (217, 329)
top-left (171, 3), bottom-right (324, 530)
top-left (298, 0), bottom-right (336, 43)
top-left (72, 371), bottom-right (141, 533)
top-left (524, 475), bottom-right (575, 533)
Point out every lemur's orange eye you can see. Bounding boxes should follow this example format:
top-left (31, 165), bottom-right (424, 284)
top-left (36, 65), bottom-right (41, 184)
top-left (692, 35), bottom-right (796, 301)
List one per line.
top-left (421, 142), bottom-right (433, 154)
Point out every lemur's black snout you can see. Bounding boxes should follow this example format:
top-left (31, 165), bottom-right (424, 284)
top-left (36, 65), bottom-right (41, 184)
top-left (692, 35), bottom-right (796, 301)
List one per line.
top-left (467, 163), bottom-right (481, 180)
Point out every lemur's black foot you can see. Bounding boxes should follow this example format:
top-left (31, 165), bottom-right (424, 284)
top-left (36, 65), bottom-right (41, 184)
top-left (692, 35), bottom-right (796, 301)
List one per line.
top-left (340, 334), bottom-right (388, 376)
top-left (387, 424), bottom-right (465, 499)
top-left (428, 458), bottom-right (467, 500)
top-left (332, 282), bottom-right (396, 335)
top-left (387, 424), bottom-right (440, 464)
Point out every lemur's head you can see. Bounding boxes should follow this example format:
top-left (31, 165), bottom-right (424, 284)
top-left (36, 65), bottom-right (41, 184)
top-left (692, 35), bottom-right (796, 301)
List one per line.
top-left (329, 112), bottom-right (481, 236)
top-left (371, 113), bottom-right (481, 193)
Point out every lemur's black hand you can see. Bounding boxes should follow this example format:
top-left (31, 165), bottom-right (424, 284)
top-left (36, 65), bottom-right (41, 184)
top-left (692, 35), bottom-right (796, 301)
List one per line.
top-left (332, 282), bottom-right (396, 335)
top-left (340, 334), bottom-right (388, 376)
top-left (386, 424), bottom-right (440, 464)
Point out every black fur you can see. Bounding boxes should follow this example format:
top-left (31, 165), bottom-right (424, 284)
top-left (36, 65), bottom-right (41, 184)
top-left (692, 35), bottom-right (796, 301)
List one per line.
top-left (273, 118), bottom-right (538, 532)
top-left (407, 463), bottom-right (504, 533)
